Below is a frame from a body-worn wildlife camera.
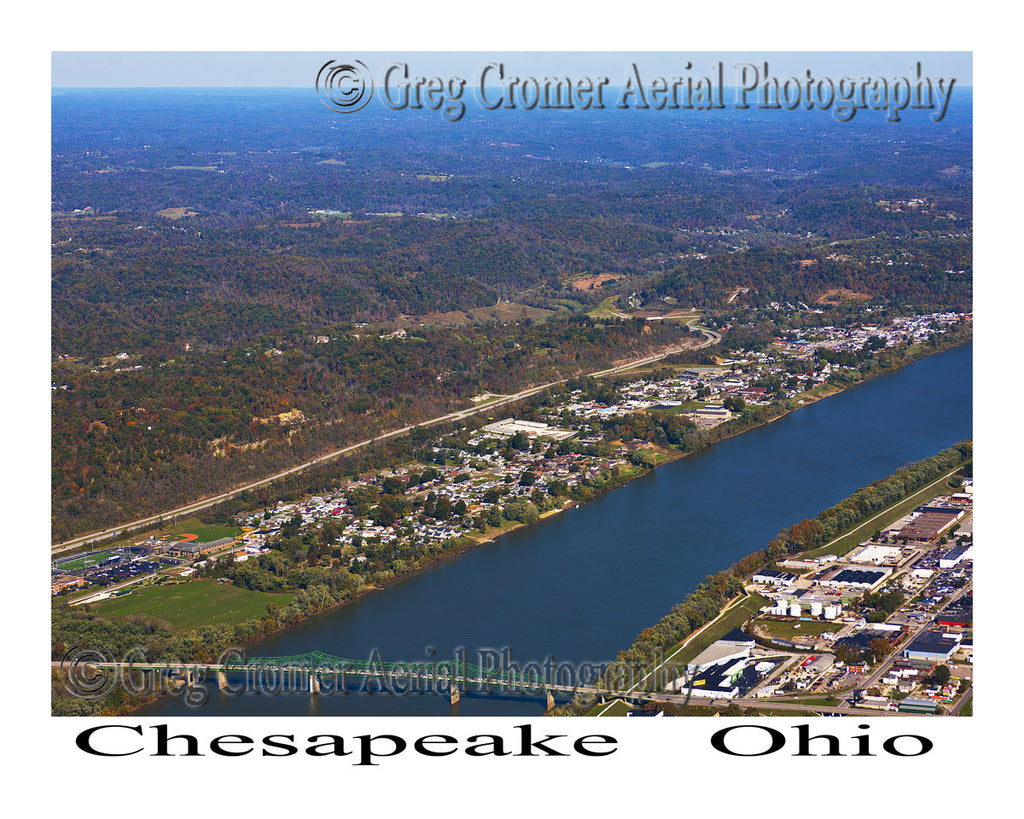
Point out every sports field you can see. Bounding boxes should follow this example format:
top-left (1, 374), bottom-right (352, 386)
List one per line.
top-left (92, 579), bottom-right (295, 632)
top-left (55, 550), bottom-right (120, 573)
top-left (156, 518), bottom-right (242, 544)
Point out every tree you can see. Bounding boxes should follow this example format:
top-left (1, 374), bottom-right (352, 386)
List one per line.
top-left (381, 476), bottom-right (405, 495)
top-left (629, 448), bottom-right (658, 468)
top-left (502, 500), bottom-right (539, 525)
top-left (869, 638), bottom-right (892, 661)
top-left (723, 395), bottom-right (746, 412)
top-left (931, 664), bottom-right (951, 686)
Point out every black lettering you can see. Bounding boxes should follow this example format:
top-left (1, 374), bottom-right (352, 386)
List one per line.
top-left (413, 735), bottom-right (459, 757)
top-left (711, 724), bottom-right (786, 756)
top-left (355, 734), bottom-right (406, 766)
top-left (574, 735), bottom-right (617, 756)
top-left (152, 724), bottom-right (202, 757)
top-left (306, 734), bottom-right (351, 757)
top-left (853, 725), bottom-right (876, 757)
top-left (882, 734), bottom-right (933, 757)
top-left (794, 724), bottom-right (844, 756)
top-left (210, 734), bottom-right (253, 757)
top-left (465, 734), bottom-right (509, 756)
top-left (262, 735), bottom-right (298, 756)
top-left (515, 723), bottom-right (569, 756)
top-left (76, 724), bottom-right (143, 757)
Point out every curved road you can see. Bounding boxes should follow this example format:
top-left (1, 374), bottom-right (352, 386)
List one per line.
top-left (53, 323), bottom-right (720, 554)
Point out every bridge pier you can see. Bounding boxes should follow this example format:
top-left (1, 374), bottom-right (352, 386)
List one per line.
top-left (309, 672), bottom-right (320, 695)
top-left (546, 690), bottom-right (555, 711)
top-left (450, 686), bottom-right (460, 705)
top-left (217, 670), bottom-right (229, 691)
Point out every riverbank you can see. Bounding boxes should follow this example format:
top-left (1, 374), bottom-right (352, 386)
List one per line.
top-left (53, 332), bottom-right (971, 716)
top-left (568, 444), bottom-right (972, 717)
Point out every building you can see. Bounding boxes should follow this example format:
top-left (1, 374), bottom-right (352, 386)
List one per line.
top-left (899, 697), bottom-right (939, 714)
top-left (52, 574), bottom-right (88, 595)
top-left (674, 657), bottom-right (746, 700)
top-left (939, 542), bottom-right (973, 568)
top-left (903, 631), bottom-right (961, 662)
top-left (166, 537), bottom-right (236, 558)
top-left (685, 629), bottom-right (754, 674)
top-left (822, 567), bottom-right (889, 589)
top-left (481, 418), bottom-right (575, 441)
top-left (848, 544), bottom-right (903, 565)
top-left (895, 506), bottom-right (965, 543)
top-left (752, 569), bottom-right (798, 586)
top-left (936, 595), bottom-right (972, 628)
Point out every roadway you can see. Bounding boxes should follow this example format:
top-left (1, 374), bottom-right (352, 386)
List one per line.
top-left (53, 322), bottom-right (721, 554)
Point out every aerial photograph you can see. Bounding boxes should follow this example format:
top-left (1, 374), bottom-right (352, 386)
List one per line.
top-left (50, 50), bottom-right (974, 729)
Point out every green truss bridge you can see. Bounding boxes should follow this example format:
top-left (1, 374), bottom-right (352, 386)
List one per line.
top-left (67, 649), bottom-right (667, 707)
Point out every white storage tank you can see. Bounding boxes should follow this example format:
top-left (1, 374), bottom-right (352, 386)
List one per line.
top-left (789, 602), bottom-right (802, 617)
top-left (809, 601), bottom-right (823, 617)
top-left (823, 605), bottom-right (841, 620)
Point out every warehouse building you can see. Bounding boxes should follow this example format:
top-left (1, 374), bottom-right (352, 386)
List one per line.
top-left (899, 697), bottom-right (939, 714)
top-left (752, 569), bottom-right (798, 586)
top-left (895, 506), bottom-right (965, 543)
top-left (903, 631), bottom-right (961, 662)
top-left (481, 418), bottom-right (576, 440)
top-left (939, 541), bottom-right (973, 568)
top-left (822, 567), bottom-right (889, 589)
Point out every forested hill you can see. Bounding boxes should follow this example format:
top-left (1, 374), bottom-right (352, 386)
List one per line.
top-left (51, 89), bottom-right (971, 539)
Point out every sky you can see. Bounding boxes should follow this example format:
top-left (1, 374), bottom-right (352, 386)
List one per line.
top-left (51, 51), bottom-right (973, 88)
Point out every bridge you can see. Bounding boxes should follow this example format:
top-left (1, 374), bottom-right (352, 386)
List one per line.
top-left (65, 650), bottom-right (669, 709)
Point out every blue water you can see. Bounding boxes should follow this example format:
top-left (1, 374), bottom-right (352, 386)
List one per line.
top-left (139, 342), bottom-right (972, 716)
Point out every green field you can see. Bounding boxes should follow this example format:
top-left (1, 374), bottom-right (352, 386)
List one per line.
top-left (55, 550), bottom-right (119, 572)
top-left (157, 518), bottom-right (242, 543)
top-left (587, 296), bottom-right (624, 318)
top-left (91, 579), bottom-right (295, 631)
top-left (649, 401), bottom-right (705, 414)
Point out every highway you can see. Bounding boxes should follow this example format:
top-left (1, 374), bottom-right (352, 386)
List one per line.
top-left (53, 322), bottom-right (720, 554)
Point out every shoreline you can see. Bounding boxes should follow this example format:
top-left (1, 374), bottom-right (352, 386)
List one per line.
top-left (68, 334), bottom-right (969, 716)
top-left (232, 333), bottom-right (970, 636)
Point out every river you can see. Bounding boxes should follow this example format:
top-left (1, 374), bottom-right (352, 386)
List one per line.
top-left (139, 342), bottom-right (972, 716)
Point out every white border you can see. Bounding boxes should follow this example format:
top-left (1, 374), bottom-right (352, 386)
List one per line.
top-left (21, 1), bottom-right (1015, 812)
